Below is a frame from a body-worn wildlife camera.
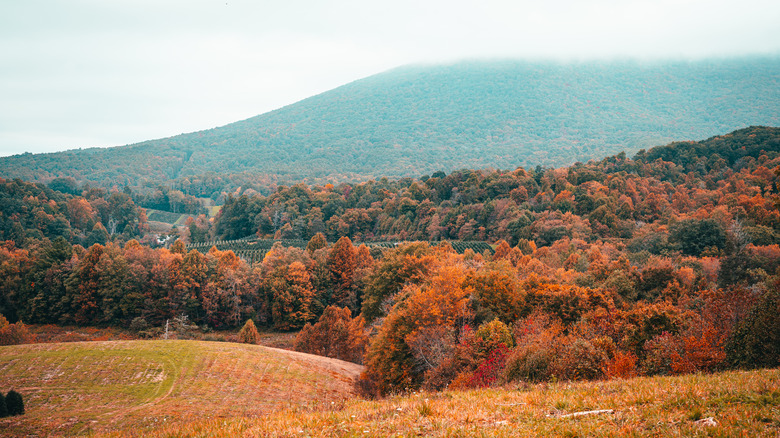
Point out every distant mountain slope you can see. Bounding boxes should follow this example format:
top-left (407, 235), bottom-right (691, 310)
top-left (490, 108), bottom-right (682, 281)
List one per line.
top-left (1, 57), bottom-right (779, 197)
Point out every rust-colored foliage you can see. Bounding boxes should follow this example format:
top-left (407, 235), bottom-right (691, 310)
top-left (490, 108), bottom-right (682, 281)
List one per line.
top-left (328, 236), bottom-right (357, 309)
top-left (0, 314), bottom-right (31, 346)
top-left (237, 319), bottom-right (261, 344)
top-left (294, 305), bottom-right (368, 364)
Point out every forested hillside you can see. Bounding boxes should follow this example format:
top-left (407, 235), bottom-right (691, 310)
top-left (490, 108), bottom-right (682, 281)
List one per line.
top-left (2, 126), bottom-right (779, 394)
top-left (1, 58), bottom-right (778, 198)
top-left (214, 126), bottom-right (780, 247)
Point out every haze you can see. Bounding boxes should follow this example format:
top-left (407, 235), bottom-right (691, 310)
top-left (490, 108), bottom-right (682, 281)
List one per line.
top-left (1, 0), bottom-right (778, 157)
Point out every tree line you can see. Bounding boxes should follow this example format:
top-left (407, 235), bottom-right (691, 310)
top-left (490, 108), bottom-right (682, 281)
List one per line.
top-left (0, 126), bottom-right (779, 394)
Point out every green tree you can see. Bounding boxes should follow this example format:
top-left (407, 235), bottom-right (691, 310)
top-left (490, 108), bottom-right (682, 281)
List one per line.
top-left (669, 219), bottom-right (726, 257)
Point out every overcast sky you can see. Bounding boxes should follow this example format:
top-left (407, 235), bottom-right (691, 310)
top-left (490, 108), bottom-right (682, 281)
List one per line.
top-left (1, 0), bottom-right (779, 157)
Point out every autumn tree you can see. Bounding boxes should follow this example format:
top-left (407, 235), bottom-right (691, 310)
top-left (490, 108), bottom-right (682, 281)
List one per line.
top-left (361, 242), bottom-right (435, 322)
top-left (294, 305), bottom-right (368, 363)
top-left (363, 258), bottom-right (472, 394)
top-left (492, 240), bottom-right (512, 261)
top-left (238, 318), bottom-right (261, 344)
top-left (306, 232), bottom-right (327, 253)
top-left (0, 314), bottom-right (30, 346)
top-left (328, 236), bottom-right (357, 311)
top-left (67, 244), bottom-right (105, 325)
top-left (268, 261), bottom-right (315, 331)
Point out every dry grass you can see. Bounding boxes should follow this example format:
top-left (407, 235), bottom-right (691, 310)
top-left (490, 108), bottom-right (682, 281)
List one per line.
top-left (1, 339), bottom-right (778, 437)
top-left (119, 368), bottom-right (780, 437)
top-left (0, 340), bottom-right (361, 437)
top-left (26, 324), bottom-right (139, 343)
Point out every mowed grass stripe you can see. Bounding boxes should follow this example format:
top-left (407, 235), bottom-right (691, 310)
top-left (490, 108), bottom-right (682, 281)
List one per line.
top-left (0, 340), bottom-right (362, 436)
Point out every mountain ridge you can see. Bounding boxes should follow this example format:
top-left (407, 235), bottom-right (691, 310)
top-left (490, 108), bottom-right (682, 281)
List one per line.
top-left (1, 57), bottom-right (778, 197)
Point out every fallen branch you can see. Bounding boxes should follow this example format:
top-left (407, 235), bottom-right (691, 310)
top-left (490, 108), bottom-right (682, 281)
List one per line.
top-left (552, 409), bottom-right (614, 418)
top-left (695, 417), bottom-right (717, 427)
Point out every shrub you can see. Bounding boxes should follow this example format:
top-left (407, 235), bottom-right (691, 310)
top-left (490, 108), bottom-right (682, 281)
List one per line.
top-left (468, 345), bottom-right (509, 388)
top-left (0, 317), bottom-right (31, 346)
top-left (641, 332), bottom-right (679, 375)
top-left (504, 345), bottom-right (554, 382)
top-left (0, 392), bottom-right (7, 418)
top-left (5, 390), bottom-right (23, 416)
top-left (505, 311), bottom-right (563, 383)
top-left (475, 319), bottom-right (514, 355)
top-left (602, 350), bottom-right (639, 379)
top-left (129, 317), bottom-right (149, 333)
top-left (237, 319), bottom-right (261, 345)
top-left (354, 373), bottom-right (380, 399)
top-left (551, 337), bottom-right (607, 381)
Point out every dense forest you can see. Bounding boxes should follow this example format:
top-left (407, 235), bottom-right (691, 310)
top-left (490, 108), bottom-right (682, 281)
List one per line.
top-left (1, 126), bottom-right (779, 395)
top-left (214, 126), bottom-right (780, 248)
top-left (1, 58), bottom-right (778, 200)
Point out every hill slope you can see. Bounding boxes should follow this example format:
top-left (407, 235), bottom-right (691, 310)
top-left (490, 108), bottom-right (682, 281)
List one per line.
top-left (136, 368), bottom-right (780, 437)
top-left (1, 341), bottom-right (777, 437)
top-left (1, 57), bottom-right (779, 196)
top-left (0, 340), bottom-right (362, 436)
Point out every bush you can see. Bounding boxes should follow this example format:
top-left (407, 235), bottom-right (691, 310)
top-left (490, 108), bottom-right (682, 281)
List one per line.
top-left (5, 390), bottom-right (23, 416)
top-left (475, 319), bottom-right (514, 355)
top-left (0, 392), bottom-right (7, 418)
top-left (237, 319), bottom-right (261, 345)
top-left (0, 316), bottom-right (31, 346)
top-left (505, 311), bottom-right (563, 383)
top-left (641, 332), bottom-right (679, 375)
top-left (354, 373), bottom-right (380, 399)
top-left (504, 345), bottom-right (554, 382)
top-left (551, 337), bottom-right (607, 381)
top-left (602, 350), bottom-right (639, 379)
top-left (468, 345), bottom-right (509, 388)
top-left (129, 317), bottom-right (149, 333)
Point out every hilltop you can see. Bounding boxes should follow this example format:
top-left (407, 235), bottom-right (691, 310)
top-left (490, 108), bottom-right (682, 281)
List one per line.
top-left (1, 57), bottom-right (778, 197)
top-left (0, 340), bottom-right (362, 436)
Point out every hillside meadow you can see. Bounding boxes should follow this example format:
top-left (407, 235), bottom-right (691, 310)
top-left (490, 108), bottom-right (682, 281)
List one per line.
top-left (122, 369), bottom-right (780, 437)
top-left (0, 340), bottom-right (778, 437)
top-left (0, 340), bottom-right (361, 436)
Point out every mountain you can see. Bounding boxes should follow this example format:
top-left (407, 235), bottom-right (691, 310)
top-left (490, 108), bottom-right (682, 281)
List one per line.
top-left (1, 57), bottom-right (778, 198)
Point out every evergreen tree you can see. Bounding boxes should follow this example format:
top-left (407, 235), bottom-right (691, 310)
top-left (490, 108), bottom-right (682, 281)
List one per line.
top-left (0, 392), bottom-right (7, 418)
top-left (6, 390), bottom-right (23, 416)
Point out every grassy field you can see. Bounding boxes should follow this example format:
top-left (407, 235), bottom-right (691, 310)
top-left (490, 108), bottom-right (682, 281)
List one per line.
top-left (1, 340), bottom-right (778, 437)
top-left (0, 340), bottom-right (361, 437)
top-left (121, 368), bottom-right (780, 437)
